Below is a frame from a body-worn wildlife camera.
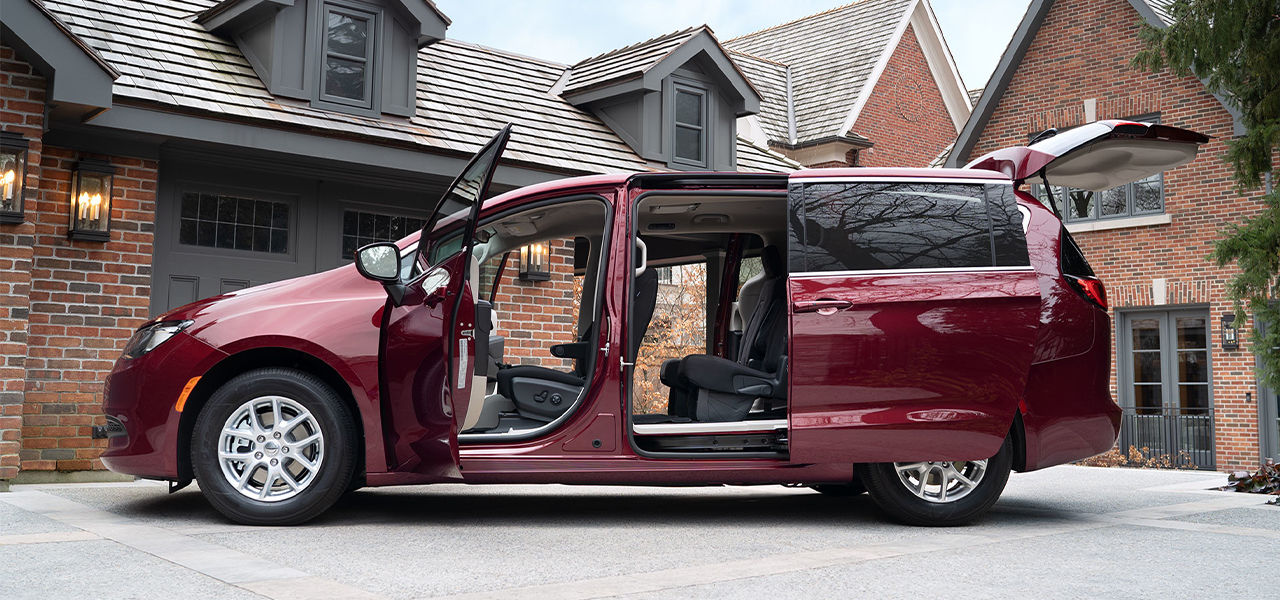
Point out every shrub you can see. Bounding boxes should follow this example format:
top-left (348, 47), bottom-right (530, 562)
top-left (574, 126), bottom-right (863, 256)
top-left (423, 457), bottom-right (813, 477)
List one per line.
top-left (1222, 458), bottom-right (1279, 505)
top-left (1075, 445), bottom-right (1200, 470)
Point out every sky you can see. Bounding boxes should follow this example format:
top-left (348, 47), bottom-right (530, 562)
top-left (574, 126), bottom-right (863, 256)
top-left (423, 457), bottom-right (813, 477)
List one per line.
top-left (432, 0), bottom-right (1033, 92)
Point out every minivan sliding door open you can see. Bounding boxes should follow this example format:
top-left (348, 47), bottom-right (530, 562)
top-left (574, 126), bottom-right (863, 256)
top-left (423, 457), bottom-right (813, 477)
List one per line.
top-left (625, 187), bottom-right (790, 456)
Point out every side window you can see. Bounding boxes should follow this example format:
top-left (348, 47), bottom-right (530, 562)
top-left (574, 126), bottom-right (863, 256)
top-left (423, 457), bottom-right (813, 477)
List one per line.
top-left (985, 184), bottom-right (1030, 267)
top-left (1060, 228), bottom-right (1095, 278)
top-left (792, 182), bottom-right (995, 272)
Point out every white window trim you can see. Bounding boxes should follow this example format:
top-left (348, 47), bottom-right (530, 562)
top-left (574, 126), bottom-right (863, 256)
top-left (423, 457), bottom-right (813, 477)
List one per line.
top-left (1065, 213), bottom-right (1172, 234)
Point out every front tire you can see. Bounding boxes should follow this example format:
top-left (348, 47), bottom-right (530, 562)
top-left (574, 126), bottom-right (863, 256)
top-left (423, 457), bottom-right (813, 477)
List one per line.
top-left (858, 436), bottom-right (1013, 526)
top-left (192, 368), bottom-right (357, 525)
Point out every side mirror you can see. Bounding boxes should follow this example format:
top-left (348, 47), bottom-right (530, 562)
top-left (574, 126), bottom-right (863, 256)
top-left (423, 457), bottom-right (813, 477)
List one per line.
top-left (355, 242), bottom-right (402, 283)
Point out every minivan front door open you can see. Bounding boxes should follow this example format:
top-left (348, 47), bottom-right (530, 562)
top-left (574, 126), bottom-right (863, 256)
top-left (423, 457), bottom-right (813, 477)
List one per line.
top-left (377, 125), bottom-right (512, 479)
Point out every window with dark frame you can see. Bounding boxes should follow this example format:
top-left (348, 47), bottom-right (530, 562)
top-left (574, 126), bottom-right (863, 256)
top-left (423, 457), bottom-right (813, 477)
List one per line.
top-left (1028, 115), bottom-right (1166, 223)
top-left (320, 2), bottom-right (377, 109)
top-left (341, 209), bottom-right (425, 259)
top-left (672, 85), bottom-right (706, 166)
top-left (179, 192), bottom-right (290, 254)
top-left (1030, 173), bottom-right (1163, 223)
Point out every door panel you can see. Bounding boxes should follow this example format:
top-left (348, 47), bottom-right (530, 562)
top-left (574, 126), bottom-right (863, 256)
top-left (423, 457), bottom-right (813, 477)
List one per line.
top-left (379, 252), bottom-right (475, 478)
top-left (788, 270), bottom-right (1040, 463)
top-left (375, 124), bottom-right (511, 478)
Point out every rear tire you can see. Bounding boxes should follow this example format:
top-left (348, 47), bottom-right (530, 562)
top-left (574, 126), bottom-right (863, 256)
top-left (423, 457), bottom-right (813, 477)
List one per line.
top-left (858, 436), bottom-right (1012, 526)
top-left (191, 368), bottom-right (357, 526)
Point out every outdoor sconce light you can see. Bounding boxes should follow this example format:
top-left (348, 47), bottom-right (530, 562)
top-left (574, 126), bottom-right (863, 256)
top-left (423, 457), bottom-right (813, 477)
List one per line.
top-left (69, 159), bottom-right (114, 241)
top-left (1220, 313), bottom-right (1239, 351)
top-left (518, 240), bottom-right (551, 281)
top-left (0, 132), bottom-right (29, 224)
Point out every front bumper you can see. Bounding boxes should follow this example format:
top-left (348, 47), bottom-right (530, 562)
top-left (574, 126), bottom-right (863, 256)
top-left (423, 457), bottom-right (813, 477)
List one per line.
top-left (98, 332), bottom-right (227, 479)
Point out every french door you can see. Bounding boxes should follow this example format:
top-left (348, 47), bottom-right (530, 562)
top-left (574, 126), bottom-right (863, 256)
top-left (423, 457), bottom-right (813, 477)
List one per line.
top-left (1260, 319), bottom-right (1279, 461)
top-left (1120, 310), bottom-right (1215, 468)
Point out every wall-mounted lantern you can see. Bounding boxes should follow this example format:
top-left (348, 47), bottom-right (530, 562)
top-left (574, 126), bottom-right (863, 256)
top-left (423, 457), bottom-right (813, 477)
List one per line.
top-left (0, 132), bottom-right (29, 224)
top-left (1221, 313), bottom-right (1240, 351)
top-left (69, 159), bottom-right (114, 241)
top-left (518, 240), bottom-right (551, 281)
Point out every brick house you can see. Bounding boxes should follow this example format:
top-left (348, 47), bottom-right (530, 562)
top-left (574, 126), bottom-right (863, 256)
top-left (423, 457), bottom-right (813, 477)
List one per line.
top-left (946, 0), bottom-right (1278, 471)
top-left (727, 0), bottom-right (971, 168)
top-left (0, 0), bottom-right (972, 484)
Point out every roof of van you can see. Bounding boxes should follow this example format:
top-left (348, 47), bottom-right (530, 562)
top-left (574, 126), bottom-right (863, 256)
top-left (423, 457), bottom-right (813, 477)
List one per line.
top-left (481, 167), bottom-right (1010, 212)
top-left (789, 167), bottom-right (1009, 180)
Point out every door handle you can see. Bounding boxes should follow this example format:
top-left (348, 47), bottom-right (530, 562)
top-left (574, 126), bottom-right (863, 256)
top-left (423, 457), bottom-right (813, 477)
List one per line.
top-left (793, 299), bottom-right (851, 315)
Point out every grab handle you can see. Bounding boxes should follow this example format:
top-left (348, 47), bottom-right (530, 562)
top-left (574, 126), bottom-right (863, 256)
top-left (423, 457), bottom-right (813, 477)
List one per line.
top-left (793, 299), bottom-right (851, 315)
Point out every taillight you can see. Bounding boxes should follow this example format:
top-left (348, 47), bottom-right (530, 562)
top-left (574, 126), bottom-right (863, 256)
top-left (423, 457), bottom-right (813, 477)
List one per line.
top-left (1066, 275), bottom-right (1107, 310)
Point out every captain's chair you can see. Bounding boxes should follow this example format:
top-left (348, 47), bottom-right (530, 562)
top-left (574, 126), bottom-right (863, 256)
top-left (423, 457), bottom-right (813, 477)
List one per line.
top-left (493, 266), bottom-right (660, 422)
top-left (660, 245), bottom-right (788, 422)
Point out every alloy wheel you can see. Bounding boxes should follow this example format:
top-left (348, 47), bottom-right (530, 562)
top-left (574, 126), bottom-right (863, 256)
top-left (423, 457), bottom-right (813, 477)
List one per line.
top-left (217, 395), bottom-right (325, 502)
top-left (892, 459), bottom-right (987, 503)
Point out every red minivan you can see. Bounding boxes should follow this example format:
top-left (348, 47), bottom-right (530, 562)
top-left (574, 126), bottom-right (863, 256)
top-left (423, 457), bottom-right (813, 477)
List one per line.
top-left (98, 121), bottom-right (1206, 526)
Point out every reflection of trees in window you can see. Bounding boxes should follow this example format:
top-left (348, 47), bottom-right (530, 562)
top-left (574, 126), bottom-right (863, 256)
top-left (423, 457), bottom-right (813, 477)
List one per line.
top-left (798, 183), bottom-right (993, 272)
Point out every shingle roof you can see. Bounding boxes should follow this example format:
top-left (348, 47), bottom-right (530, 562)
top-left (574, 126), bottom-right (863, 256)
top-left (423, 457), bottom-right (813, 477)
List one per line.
top-left (727, 50), bottom-right (791, 143)
top-left (724, 0), bottom-right (913, 144)
top-left (39, 0), bottom-right (795, 174)
top-left (735, 136), bottom-right (801, 171)
top-left (562, 26), bottom-right (702, 95)
top-left (967, 88), bottom-right (984, 105)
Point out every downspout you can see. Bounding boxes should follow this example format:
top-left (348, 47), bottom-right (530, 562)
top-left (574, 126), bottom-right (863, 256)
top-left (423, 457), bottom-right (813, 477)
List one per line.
top-left (785, 65), bottom-right (797, 146)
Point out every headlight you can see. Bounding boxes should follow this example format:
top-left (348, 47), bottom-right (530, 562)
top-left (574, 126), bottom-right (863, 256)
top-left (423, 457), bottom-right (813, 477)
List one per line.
top-left (122, 320), bottom-right (193, 359)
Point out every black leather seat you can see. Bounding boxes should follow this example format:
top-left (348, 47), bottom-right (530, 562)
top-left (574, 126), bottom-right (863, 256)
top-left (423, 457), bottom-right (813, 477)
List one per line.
top-left (495, 268), bottom-right (659, 421)
top-left (661, 246), bottom-right (787, 422)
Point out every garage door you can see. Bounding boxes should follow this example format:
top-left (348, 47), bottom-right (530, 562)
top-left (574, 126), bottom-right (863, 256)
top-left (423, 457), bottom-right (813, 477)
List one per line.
top-left (151, 160), bottom-right (440, 315)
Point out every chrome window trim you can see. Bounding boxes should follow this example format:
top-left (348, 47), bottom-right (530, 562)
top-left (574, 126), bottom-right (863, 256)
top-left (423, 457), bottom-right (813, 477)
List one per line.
top-left (790, 265), bottom-right (1034, 279)
top-left (790, 177), bottom-right (1014, 186)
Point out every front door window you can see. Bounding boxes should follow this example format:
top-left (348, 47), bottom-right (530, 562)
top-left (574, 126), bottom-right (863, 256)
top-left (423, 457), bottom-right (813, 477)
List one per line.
top-left (1120, 310), bottom-right (1215, 468)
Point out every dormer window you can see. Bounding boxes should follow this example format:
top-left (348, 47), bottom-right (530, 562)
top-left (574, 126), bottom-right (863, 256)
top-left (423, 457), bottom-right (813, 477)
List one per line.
top-left (672, 84), bottom-right (707, 167)
top-left (196, 0), bottom-right (450, 119)
top-left (320, 3), bottom-right (379, 109)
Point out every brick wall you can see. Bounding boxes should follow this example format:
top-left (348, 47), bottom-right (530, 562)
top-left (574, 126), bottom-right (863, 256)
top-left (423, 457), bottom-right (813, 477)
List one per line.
top-left (852, 24), bottom-right (957, 168)
top-left (489, 239), bottom-right (578, 370)
top-left (958, 0), bottom-right (1271, 471)
top-left (0, 42), bottom-right (158, 476)
top-left (0, 44), bottom-right (43, 482)
top-left (21, 147), bottom-right (157, 472)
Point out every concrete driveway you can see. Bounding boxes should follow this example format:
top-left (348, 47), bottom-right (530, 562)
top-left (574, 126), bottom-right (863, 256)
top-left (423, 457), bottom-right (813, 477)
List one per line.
top-left (1, 465), bottom-right (1276, 599)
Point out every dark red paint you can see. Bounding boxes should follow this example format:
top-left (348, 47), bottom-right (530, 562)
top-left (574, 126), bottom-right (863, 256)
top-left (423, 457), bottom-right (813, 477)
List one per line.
top-left (101, 163), bottom-right (1127, 487)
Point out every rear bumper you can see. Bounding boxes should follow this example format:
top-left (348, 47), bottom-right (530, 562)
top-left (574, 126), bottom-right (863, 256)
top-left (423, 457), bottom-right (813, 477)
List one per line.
top-left (99, 333), bottom-right (227, 480)
top-left (1021, 311), bottom-right (1120, 470)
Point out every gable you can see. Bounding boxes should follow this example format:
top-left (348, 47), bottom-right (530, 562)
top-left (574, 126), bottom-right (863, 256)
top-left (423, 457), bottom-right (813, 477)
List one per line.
top-left (850, 23), bottom-right (957, 167)
top-left (949, 0), bottom-right (1244, 167)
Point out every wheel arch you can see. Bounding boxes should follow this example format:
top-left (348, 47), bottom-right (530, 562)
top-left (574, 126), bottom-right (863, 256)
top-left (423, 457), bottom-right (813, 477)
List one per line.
top-left (177, 347), bottom-right (366, 485)
top-left (1010, 410), bottom-right (1028, 472)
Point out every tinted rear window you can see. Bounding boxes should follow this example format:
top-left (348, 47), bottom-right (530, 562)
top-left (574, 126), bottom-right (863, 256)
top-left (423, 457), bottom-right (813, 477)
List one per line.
top-left (1060, 228), bottom-right (1095, 278)
top-left (788, 182), bottom-right (1027, 272)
